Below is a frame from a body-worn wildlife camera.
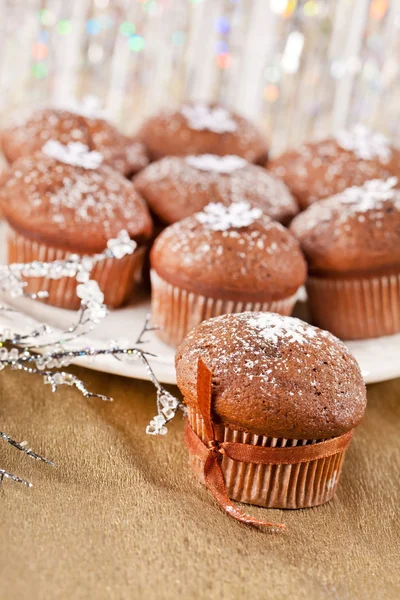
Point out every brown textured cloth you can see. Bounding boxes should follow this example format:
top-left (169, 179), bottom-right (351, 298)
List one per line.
top-left (0, 366), bottom-right (399, 599)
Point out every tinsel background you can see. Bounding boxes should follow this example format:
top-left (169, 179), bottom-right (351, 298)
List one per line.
top-left (0, 0), bottom-right (399, 154)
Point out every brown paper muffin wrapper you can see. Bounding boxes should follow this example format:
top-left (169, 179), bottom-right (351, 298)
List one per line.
top-left (307, 273), bottom-right (400, 340)
top-left (151, 269), bottom-right (298, 347)
top-left (186, 407), bottom-right (347, 510)
top-left (7, 226), bottom-right (146, 310)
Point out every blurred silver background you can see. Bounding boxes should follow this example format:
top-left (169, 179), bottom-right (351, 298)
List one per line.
top-left (0, 0), bottom-right (399, 154)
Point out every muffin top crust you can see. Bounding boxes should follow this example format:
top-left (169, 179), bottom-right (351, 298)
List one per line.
top-left (1, 145), bottom-right (152, 253)
top-left (1, 108), bottom-right (149, 176)
top-left (151, 201), bottom-right (306, 302)
top-left (137, 102), bottom-right (268, 164)
top-left (268, 126), bottom-right (400, 209)
top-left (290, 178), bottom-right (400, 274)
top-left (134, 154), bottom-right (298, 225)
top-left (176, 312), bottom-right (366, 439)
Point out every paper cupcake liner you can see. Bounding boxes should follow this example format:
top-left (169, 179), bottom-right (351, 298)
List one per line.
top-left (7, 227), bottom-right (146, 310)
top-left (150, 269), bottom-right (298, 347)
top-left (186, 408), bottom-right (347, 509)
top-left (307, 273), bottom-right (400, 340)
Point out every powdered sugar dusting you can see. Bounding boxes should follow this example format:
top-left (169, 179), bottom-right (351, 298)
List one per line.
top-left (335, 125), bottom-right (391, 163)
top-left (125, 141), bottom-right (149, 169)
top-left (196, 201), bottom-right (262, 231)
top-left (157, 212), bottom-right (284, 262)
top-left (247, 313), bottom-right (317, 345)
top-left (185, 154), bottom-right (247, 173)
top-left (135, 156), bottom-right (298, 224)
top-left (269, 131), bottom-right (396, 207)
top-left (178, 311), bottom-right (366, 439)
top-left (153, 210), bottom-right (304, 296)
top-left (183, 312), bottom-right (348, 379)
top-left (340, 177), bottom-right (398, 208)
top-left (42, 140), bottom-right (103, 170)
top-left (293, 177), bottom-right (400, 235)
top-left (181, 104), bottom-right (237, 133)
top-left (179, 312), bottom-right (362, 411)
top-left (2, 154), bottom-right (149, 238)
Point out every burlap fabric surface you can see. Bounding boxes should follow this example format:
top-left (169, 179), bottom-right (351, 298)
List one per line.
top-left (0, 366), bottom-right (399, 600)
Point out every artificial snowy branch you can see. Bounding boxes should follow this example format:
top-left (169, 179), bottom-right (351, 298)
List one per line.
top-left (0, 231), bottom-right (183, 485)
top-left (0, 430), bottom-right (55, 488)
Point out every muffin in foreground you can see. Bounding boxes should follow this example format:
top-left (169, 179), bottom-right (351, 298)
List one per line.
top-left (268, 125), bottom-right (400, 210)
top-left (1, 108), bottom-right (149, 177)
top-left (176, 312), bottom-right (366, 517)
top-left (291, 177), bottom-right (400, 340)
top-left (1, 141), bottom-right (153, 309)
top-left (137, 102), bottom-right (268, 164)
top-left (151, 201), bottom-right (306, 346)
top-left (134, 154), bottom-right (298, 226)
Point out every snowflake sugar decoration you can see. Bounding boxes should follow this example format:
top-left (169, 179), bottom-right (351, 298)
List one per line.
top-left (185, 154), bottom-right (247, 173)
top-left (293, 177), bottom-right (400, 235)
top-left (0, 231), bottom-right (183, 485)
top-left (60, 94), bottom-right (110, 121)
top-left (196, 201), bottom-right (262, 231)
top-left (340, 177), bottom-right (398, 209)
top-left (76, 280), bottom-right (104, 305)
top-left (247, 313), bottom-right (318, 346)
top-left (42, 140), bottom-right (103, 170)
top-left (107, 230), bottom-right (137, 260)
top-left (335, 125), bottom-right (392, 163)
top-left (181, 104), bottom-right (237, 134)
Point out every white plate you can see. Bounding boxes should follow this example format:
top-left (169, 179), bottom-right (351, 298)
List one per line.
top-left (0, 291), bottom-right (178, 383)
top-left (1, 227), bottom-right (400, 385)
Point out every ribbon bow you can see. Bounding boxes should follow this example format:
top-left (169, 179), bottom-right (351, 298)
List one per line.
top-left (185, 358), bottom-right (354, 531)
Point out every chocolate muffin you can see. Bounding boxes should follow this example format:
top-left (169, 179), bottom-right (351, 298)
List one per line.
top-left (134, 154), bottom-right (298, 226)
top-left (1, 142), bottom-right (152, 309)
top-left (150, 201), bottom-right (306, 346)
top-left (137, 102), bottom-right (268, 164)
top-left (268, 125), bottom-right (400, 210)
top-left (290, 177), bottom-right (400, 339)
top-left (1, 108), bottom-right (149, 176)
top-left (176, 311), bottom-right (366, 511)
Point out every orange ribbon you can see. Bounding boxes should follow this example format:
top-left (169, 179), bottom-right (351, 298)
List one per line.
top-left (185, 357), bottom-right (354, 531)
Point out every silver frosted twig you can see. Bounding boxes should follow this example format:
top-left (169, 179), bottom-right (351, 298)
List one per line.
top-left (0, 431), bottom-right (55, 467)
top-left (0, 230), bottom-right (183, 486)
top-left (135, 313), bottom-right (161, 345)
top-left (0, 470), bottom-right (32, 488)
top-left (0, 430), bottom-right (56, 488)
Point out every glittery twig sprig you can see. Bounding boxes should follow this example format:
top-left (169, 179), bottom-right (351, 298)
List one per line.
top-left (0, 431), bottom-right (55, 465)
top-left (0, 470), bottom-right (32, 488)
top-left (0, 430), bottom-right (55, 488)
top-left (141, 313), bottom-right (184, 436)
top-left (0, 231), bottom-right (183, 486)
top-left (110, 314), bottom-right (185, 434)
top-left (0, 229), bottom-right (136, 301)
